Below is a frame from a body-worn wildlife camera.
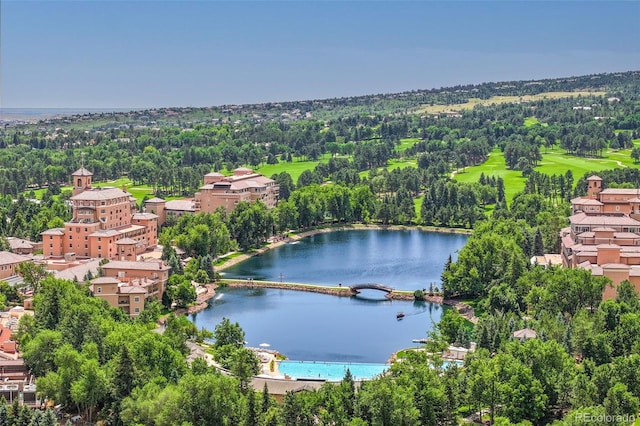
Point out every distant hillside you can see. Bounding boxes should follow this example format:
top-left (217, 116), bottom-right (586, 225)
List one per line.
top-left (9, 70), bottom-right (639, 130)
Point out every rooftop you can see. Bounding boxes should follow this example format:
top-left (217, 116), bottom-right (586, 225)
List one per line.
top-left (513, 328), bottom-right (537, 339)
top-left (165, 199), bottom-right (197, 212)
top-left (600, 188), bottom-right (640, 195)
top-left (71, 167), bottom-right (93, 176)
top-left (89, 229), bottom-right (122, 237)
top-left (0, 251), bottom-right (30, 266)
top-left (118, 285), bottom-right (146, 294)
top-left (145, 197), bottom-right (165, 203)
top-left (70, 187), bottom-right (131, 201)
top-left (7, 238), bottom-right (35, 250)
top-left (91, 277), bottom-right (120, 285)
top-left (41, 228), bottom-right (65, 236)
top-left (102, 260), bottom-right (170, 271)
top-left (132, 212), bottom-right (159, 220)
top-left (573, 198), bottom-right (604, 206)
top-left (570, 212), bottom-right (640, 226)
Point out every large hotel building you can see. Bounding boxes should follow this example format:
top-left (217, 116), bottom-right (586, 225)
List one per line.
top-left (41, 168), bottom-right (158, 260)
top-left (561, 175), bottom-right (640, 299)
top-left (145, 167), bottom-right (279, 226)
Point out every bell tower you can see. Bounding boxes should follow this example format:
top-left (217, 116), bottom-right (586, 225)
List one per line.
top-left (587, 175), bottom-right (602, 199)
top-left (72, 154), bottom-right (93, 196)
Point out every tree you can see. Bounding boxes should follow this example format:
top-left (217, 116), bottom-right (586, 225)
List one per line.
top-left (16, 261), bottom-right (51, 294)
top-left (166, 275), bottom-right (197, 308)
top-left (22, 330), bottom-right (63, 377)
top-left (604, 383), bottom-right (639, 419)
top-left (112, 345), bottom-right (137, 400)
top-left (437, 309), bottom-right (466, 343)
top-left (213, 317), bottom-right (245, 348)
top-left (616, 280), bottom-right (640, 310)
top-left (229, 347), bottom-right (260, 391)
top-left (71, 358), bottom-right (109, 423)
top-left (357, 377), bottom-right (420, 426)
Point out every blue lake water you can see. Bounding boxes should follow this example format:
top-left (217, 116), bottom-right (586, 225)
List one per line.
top-left (191, 229), bottom-right (468, 363)
top-left (220, 229), bottom-right (469, 290)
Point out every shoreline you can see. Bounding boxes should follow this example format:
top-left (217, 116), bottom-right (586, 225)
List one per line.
top-left (216, 223), bottom-right (471, 272)
top-left (186, 224), bottom-right (477, 318)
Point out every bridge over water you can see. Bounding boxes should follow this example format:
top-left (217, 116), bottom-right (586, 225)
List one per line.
top-left (349, 283), bottom-right (394, 294)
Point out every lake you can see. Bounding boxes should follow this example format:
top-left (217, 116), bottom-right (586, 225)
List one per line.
top-left (190, 229), bottom-right (468, 363)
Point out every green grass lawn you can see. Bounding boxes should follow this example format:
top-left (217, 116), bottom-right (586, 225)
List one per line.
top-left (414, 194), bottom-right (423, 221)
top-left (256, 154), bottom-right (333, 182)
top-left (397, 138), bottom-right (421, 153)
top-left (453, 148), bottom-right (527, 202)
top-left (455, 145), bottom-right (640, 204)
top-left (524, 117), bottom-right (539, 127)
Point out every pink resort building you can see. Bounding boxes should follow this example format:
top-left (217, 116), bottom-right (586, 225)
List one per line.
top-left (89, 259), bottom-right (170, 317)
top-left (146, 167), bottom-right (279, 226)
top-left (561, 175), bottom-right (640, 299)
top-left (41, 168), bottom-right (159, 260)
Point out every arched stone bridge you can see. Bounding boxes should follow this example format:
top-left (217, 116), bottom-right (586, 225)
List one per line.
top-left (349, 283), bottom-right (394, 294)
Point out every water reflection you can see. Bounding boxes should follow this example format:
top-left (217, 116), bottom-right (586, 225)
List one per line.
top-left (192, 230), bottom-right (466, 362)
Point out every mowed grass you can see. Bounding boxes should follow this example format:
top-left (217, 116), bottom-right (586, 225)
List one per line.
top-left (455, 143), bottom-right (640, 203)
top-left (256, 154), bottom-right (332, 182)
top-left (537, 148), bottom-right (629, 177)
top-left (453, 148), bottom-right (527, 202)
top-left (359, 158), bottom-right (418, 179)
top-left (415, 91), bottom-right (606, 115)
top-left (524, 117), bottom-right (548, 127)
top-left (414, 195), bottom-right (423, 221)
top-left (397, 138), bottom-right (421, 153)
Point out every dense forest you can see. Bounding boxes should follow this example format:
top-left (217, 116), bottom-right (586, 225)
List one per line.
top-left (3, 70), bottom-right (640, 425)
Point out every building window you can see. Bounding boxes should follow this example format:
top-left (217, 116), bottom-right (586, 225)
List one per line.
top-left (616, 205), bottom-right (621, 212)
top-left (134, 307), bottom-right (140, 313)
top-left (134, 296), bottom-right (140, 303)
top-left (118, 271), bottom-right (125, 278)
top-left (97, 287), bottom-right (102, 293)
top-left (49, 244), bottom-right (53, 248)
top-left (69, 244), bottom-right (73, 248)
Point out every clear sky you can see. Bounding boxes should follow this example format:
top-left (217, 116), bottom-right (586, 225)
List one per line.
top-left (1, 1), bottom-right (639, 109)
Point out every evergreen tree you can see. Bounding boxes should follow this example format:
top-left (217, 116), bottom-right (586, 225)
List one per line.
top-left (261, 382), bottom-right (272, 414)
top-left (245, 389), bottom-right (258, 426)
top-left (534, 228), bottom-right (544, 256)
top-left (200, 254), bottom-right (215, 280)
top-left (167, 252), bottom-right (183, 276)
top-left (113, 345), bottom-right (136, 400)
top-left (497, 177), bottom-right (505, 202)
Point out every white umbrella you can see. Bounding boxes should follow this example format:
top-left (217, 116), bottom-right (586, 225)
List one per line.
top-left (259, 343), bottom-right (271, 347)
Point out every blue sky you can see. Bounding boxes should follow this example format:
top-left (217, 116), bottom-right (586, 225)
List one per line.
top-left (1, 1), bottom-right (639, 109)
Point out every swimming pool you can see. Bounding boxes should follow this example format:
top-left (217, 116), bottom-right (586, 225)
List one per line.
top-left (278, 360), bottom-right (389, 381)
